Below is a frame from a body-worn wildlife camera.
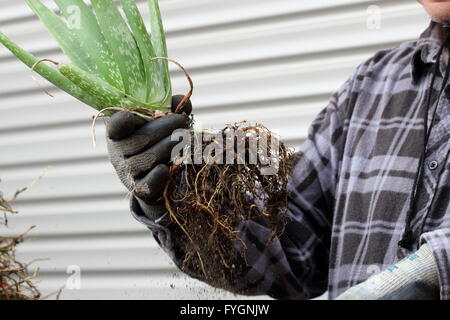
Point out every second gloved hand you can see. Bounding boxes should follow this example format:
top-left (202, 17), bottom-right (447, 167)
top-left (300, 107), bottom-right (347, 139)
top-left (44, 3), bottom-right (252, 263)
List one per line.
top-left (335, 243), bottom-right (440, 300)
top-left (106, 96), bottom-right (192, 220)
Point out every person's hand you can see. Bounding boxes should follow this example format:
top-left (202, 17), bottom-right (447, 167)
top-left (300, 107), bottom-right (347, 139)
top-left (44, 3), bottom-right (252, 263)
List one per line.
top-left (106, 95), bottom-right (192, 220)
top-left (335, 243), bottom-right (440, 300)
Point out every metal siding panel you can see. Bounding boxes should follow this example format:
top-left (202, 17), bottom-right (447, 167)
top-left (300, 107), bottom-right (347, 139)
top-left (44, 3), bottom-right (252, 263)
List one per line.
top-left (0, 0), bottom-right (428, 299)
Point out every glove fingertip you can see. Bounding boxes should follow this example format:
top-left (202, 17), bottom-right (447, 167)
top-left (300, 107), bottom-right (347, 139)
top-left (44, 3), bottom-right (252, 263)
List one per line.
top-left (108, 111), bottom-right (136, 141)
top-left (140, 164), bottom-right (170, 199)
top-left (171, 95), bottom-right (193, 115)
top-left (151, 164), bottom-right (170, 181)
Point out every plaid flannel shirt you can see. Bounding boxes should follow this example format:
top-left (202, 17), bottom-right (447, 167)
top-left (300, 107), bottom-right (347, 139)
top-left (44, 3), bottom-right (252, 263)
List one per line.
top-left (131, 22), bottom-right (450, 300)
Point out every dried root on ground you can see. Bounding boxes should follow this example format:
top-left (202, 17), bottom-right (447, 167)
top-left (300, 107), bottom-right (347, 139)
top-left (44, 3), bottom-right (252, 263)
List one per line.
top-left (0, 228), bottom-right (40, 300)
top-left (1, 180), bottom-right (41, 300)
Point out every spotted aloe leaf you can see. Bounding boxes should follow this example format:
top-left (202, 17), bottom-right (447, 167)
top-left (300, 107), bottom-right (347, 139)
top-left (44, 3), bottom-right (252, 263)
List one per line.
top-left (59, 63), bottom-right (167, 111)
top-left (90, 0), bottom-right (147, 102)
top-left (54, 0), bottom-right (124, 91)
top-left (120, 0), bottom-right (165, 103)
top-left (24, 0), bottom-right (97, 75)
top-left (0, 31), bottom-right (103, 110)
top-left (0, 0), bottom-right (172, 112)
top-left (148, 0), bottom-right (172, 107)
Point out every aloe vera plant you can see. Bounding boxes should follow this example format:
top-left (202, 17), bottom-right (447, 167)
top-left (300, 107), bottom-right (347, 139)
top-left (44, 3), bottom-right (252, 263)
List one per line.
top-left (0, 0), bottom-right (172, 112)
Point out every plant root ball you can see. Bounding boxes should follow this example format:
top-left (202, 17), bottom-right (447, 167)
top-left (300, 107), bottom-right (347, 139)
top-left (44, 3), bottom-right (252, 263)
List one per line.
top-left (164, 123), bottom-right (299, 291)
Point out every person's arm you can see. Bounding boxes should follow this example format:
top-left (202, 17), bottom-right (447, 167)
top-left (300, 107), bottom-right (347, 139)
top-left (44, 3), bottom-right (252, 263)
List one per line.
top-left (336, 229), bottom-right (450, 300)
top-left (106, 87), bottom-right (349, 299)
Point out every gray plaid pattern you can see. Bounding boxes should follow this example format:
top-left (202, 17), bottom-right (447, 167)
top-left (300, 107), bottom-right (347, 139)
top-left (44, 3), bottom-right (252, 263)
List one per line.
top-left (130, 22), bottom-right (450, 300)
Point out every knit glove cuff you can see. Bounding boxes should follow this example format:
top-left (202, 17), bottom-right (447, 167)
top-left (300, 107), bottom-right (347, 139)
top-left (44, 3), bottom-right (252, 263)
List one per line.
top-left (336, 243), bottom-right (439, 300)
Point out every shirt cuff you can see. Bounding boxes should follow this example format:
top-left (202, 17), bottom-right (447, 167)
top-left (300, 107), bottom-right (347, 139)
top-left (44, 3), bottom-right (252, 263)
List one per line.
top-left (420, 228), bottom-right (450, 300)
top-left (129, 196), bottom-right (176, 260)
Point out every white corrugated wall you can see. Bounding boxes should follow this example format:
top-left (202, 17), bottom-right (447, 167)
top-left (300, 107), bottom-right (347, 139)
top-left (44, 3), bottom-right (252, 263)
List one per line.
top-left (0, 0), bottom-right (429, 299)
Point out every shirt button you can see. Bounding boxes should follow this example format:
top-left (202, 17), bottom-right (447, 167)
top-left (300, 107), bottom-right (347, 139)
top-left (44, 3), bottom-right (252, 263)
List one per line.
top-left (429, 160), bottom-right (439, 170)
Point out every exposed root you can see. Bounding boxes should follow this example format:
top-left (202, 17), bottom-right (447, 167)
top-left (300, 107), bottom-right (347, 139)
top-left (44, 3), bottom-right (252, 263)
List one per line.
top-left (150, 57), bottom-right (193, 114)
top-left (0, 168), bottom-right (52, 224)
top-left (0, 171), bottom-right (51, 300)
top-left (163, 170), bottom-right (207, 279)
top-left (30, 58), bottom-right (60, 98)
top-left (1, 207), bottom-right (40, 300)
top-left (91, 106), bottom-right (169, 147)
top-left (91, 57), bottom-right (192, 147)
top-left (163, 123), bottom-right (298, 289)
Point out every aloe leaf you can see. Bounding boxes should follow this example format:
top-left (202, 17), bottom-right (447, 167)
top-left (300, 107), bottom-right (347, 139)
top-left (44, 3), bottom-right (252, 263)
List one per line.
top-left (0, 31), bottom-right (103, 110)
top-left (148, 0), bottom-right (172, 107)
top-left (120, 0), bottom-right (165, 103)
top-left (59, 63), bottom-right (169, 111)
top-left (54, 0), bottom-right (124, 91)
top-left (59, 63), bottom-right (131, 109)
top-left (24, 0), bottom-right (96, 75)
top-left (91, 0), bottom-right (147, 102)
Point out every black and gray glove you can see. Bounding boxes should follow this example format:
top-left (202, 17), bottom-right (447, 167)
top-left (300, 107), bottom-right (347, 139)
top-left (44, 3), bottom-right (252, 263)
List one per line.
top-left (106, 95), bottom-right (192, 220)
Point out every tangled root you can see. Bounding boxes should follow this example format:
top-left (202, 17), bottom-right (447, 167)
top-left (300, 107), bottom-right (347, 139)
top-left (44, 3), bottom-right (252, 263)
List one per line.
top-left (164, 123), bottom-right (298, 289)
top-left (1, 178), bottom-right (43, 300)
top-left (0, 228), bottom-right (40, 300)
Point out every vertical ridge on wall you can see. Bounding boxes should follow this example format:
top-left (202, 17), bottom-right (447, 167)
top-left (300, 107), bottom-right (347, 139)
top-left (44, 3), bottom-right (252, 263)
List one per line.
top-left (0, 0), bottom-right (428, 299)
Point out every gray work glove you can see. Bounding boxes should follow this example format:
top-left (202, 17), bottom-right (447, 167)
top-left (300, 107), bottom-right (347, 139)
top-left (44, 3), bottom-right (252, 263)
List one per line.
top-left (106, 95), bottom-right (192, 220)
top-left (335, 243), bottom-right (440, 300)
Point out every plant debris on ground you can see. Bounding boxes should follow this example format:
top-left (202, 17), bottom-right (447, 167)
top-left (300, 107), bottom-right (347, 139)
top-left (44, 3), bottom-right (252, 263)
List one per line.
top-left (0, 181), bottom-right (41, 300)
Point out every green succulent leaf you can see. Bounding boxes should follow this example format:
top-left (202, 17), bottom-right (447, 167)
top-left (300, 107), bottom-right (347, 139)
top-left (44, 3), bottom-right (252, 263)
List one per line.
top-left (91, 0), bottom-right (147, 102)
top-left (54, 0), bottom-right (124, 91)
top-left (0, 31), bottom-right (103, 110)
top-left (0, 0), bottom-right (173, 114)
top-left (148, 0), bottom-right (172, 107)
top-left (59, 63), bottom-right (131, 109)
top-left (24, 0), bottom-right (97, 75)
top-left (120, 0), bottom-right (165, 103)
top-left (59, 63), bottom-right (168, 111)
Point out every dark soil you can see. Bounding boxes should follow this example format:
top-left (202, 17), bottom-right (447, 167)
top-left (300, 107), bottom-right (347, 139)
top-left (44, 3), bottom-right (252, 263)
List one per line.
top-left (164, 123), bottom-right (299, 291)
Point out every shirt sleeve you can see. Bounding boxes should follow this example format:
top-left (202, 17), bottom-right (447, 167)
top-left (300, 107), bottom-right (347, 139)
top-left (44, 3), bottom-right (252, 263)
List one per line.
top-left (129, 79), bottom-right (351, 300)
top-left (420, 228), bottom-right (450, 300)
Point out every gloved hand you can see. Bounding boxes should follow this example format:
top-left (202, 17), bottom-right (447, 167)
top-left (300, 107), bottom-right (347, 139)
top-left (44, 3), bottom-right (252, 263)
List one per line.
top-left (335, 243), bottom-right (440, 300)
top-left (106, 95), bottom-right (192, 220)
